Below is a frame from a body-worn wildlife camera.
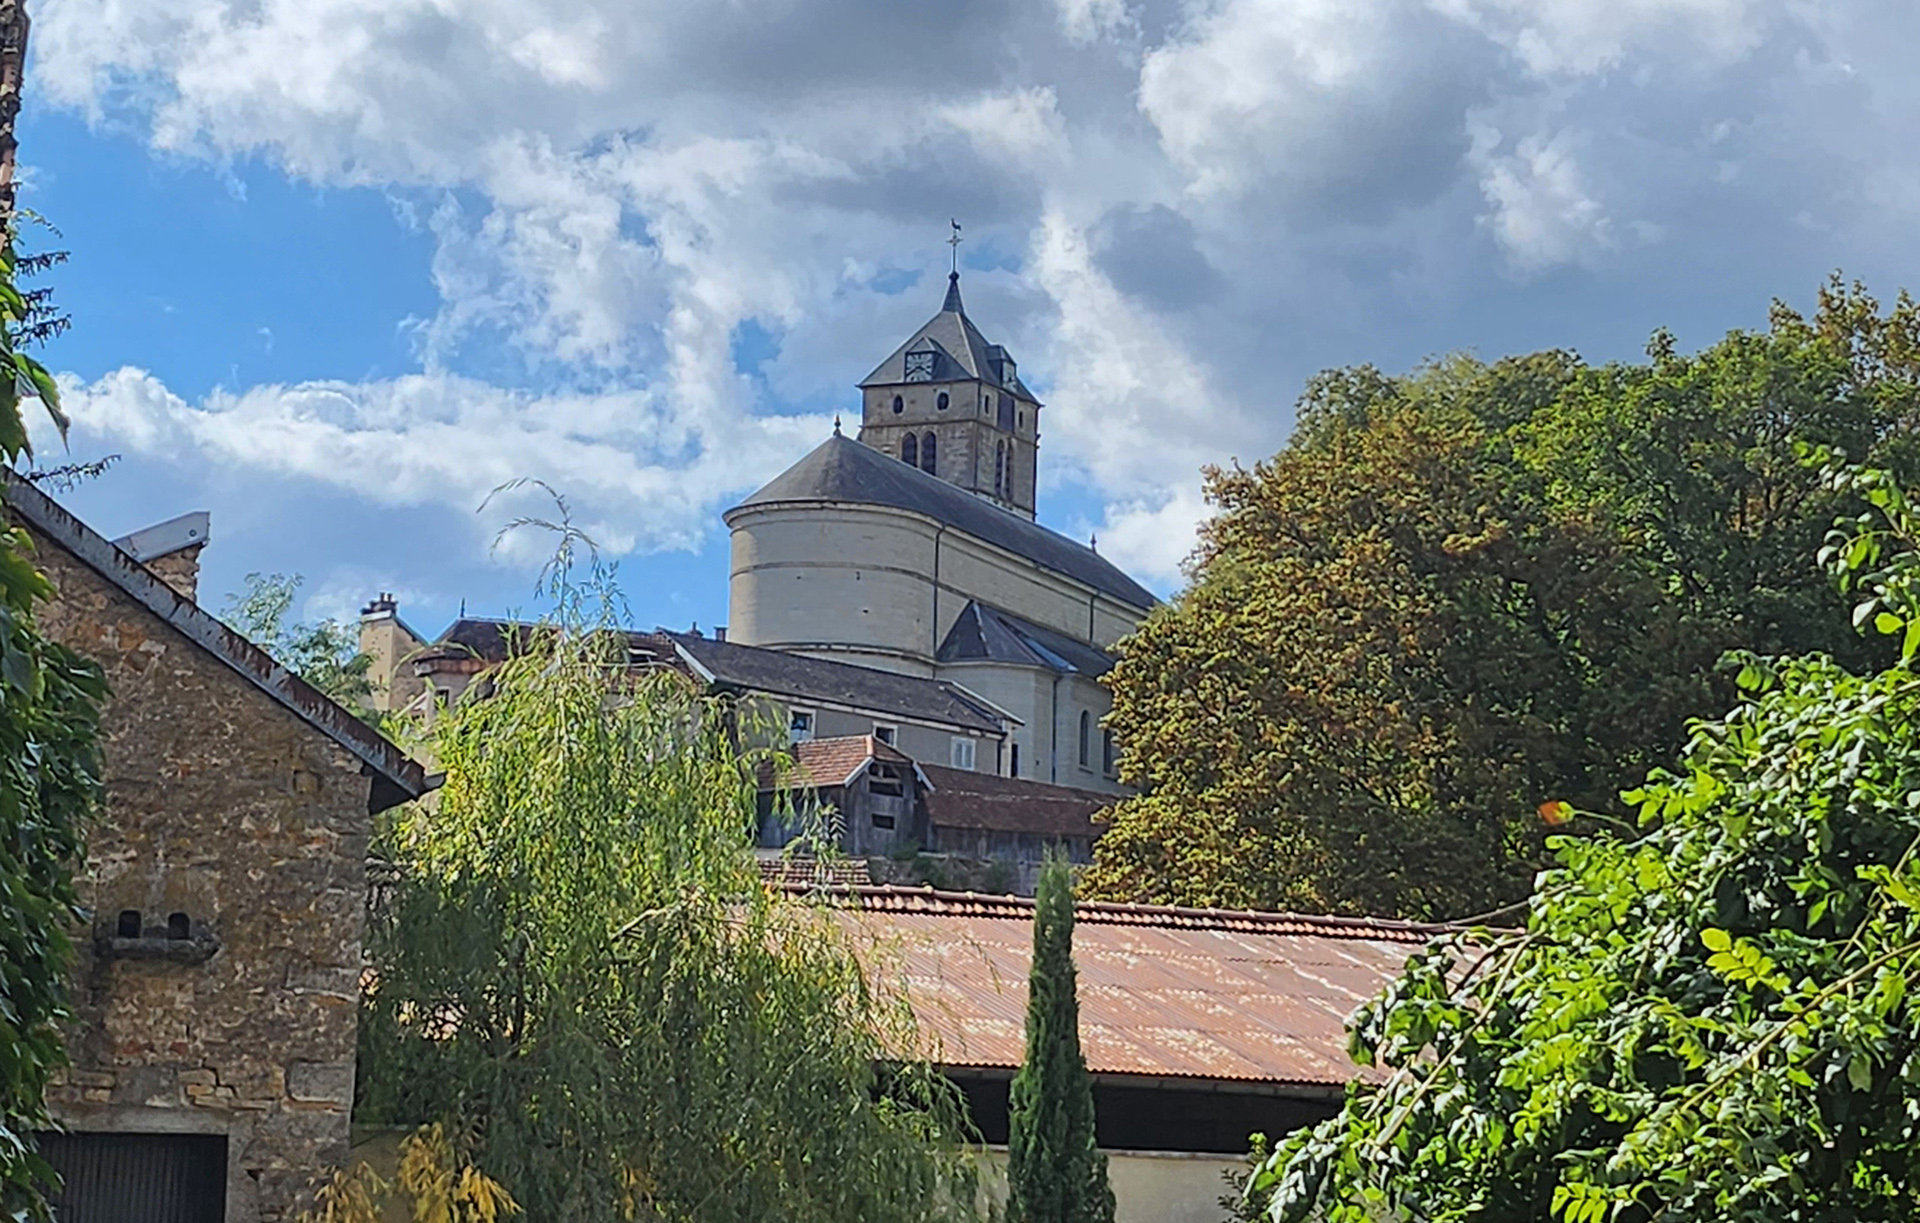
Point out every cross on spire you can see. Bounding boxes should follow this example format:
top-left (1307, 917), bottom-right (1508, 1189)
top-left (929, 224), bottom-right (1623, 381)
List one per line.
top-left (948, 218), bottom-right (963, 276)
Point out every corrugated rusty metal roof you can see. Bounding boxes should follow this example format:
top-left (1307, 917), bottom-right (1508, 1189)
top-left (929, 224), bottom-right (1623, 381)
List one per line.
top-left (804, 885), bottom-right (1439, 1091)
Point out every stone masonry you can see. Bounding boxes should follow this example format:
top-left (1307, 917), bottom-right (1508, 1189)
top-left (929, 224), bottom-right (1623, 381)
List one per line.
top-left (9, 480), bottom-right (427, 1223)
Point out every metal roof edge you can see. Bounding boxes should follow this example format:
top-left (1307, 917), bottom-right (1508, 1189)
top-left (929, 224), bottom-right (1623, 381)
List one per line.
top-left (778, 881), bottom-right (1460, 942)
top-left (3, 473), bottom-right (430, 813)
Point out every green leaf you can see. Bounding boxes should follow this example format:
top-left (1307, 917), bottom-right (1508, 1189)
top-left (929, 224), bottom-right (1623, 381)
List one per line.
top-left (1848, 1056), bottom-right (1874, 1092)
top-left (1700, 928), bottom-right (1732, 953)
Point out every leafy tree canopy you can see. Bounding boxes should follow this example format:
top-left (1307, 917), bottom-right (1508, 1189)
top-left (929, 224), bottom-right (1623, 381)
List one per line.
top-left (1245, 459), bottom-right (1920, 1221)
top-left (1088, 280), bottom-right (1920, 920)
top-left (224, 572), bottom-right (376, 712)
top-left (357, 605), bottom-right (979, 1223)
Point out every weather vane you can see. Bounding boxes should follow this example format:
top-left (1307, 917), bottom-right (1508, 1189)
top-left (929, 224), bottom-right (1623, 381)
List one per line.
top-left (949, 218), bottom-right (963, 276)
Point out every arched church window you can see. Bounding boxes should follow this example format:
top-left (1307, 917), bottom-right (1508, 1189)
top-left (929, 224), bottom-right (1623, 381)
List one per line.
top-left (937, 392), bottom-right (949, 411)
top-left (1102, 728), bottom-right (1116, 776)
top-left (892, 395), bottom-right (904, 414)
top-left (901, 434), bottom-right (918, 467)
top-left (921, 432), bottom-right (937, 474)
top-left (1078, 710), bottom-right (1092, 768)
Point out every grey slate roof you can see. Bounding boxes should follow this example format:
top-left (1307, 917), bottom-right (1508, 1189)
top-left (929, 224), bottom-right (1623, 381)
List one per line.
top-left (727, 435), bottom-right (1158, 611)
top-left (937, 601), bottom-right (1117, 677)
top-left (860, 274), bottom-right (1037, 401)
top-left (664, 630), bottom-right (1010, 734)
top-left (2, 474), bottom-right (430, 814)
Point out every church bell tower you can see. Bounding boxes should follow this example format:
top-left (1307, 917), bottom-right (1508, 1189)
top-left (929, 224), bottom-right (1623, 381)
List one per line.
top-left (855, 268), bottom-right (1042, 519)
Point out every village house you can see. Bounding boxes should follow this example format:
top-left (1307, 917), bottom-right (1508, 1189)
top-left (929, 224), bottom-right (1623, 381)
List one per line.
top-left (6, 475), bottom-right (431, 1223)
top-left (757, 734), bottom-right (1110, 894)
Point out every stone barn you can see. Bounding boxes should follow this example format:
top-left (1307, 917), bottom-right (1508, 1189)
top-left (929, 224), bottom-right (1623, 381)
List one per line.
top-left (5, 475), bottom-right (429, 1223)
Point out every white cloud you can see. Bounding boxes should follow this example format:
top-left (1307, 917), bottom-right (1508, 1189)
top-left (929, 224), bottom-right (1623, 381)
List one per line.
top-left (1469, 124), bottom-right (1615, 271)
top-left (54, 367), bottom-right (822, 556)
top-left (28, 0), bottom-right (1920, 592)
top-left (1435, 0), bottom-right (1766, 78)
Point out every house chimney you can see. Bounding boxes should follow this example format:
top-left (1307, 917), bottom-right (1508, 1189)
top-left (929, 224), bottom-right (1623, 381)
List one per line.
top-left (111, 511), bottom-right (210, 602)
top-left (358, 593), bottom-right (426, 714)
top-left (714, 625), bottom-right (727, 642)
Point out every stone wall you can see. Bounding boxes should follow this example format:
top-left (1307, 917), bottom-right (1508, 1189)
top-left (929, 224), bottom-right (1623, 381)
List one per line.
top-left (30, 529), bottom-right (374, 1223)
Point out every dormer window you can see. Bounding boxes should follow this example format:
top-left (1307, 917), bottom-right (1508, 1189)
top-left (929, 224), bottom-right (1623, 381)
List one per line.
top-left (1000, 358), bottom-right (1016, 386)
top-left (904, 350), bottom-right (935, 382)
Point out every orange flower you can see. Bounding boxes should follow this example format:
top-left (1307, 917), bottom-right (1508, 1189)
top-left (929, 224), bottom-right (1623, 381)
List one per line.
top-left (1538, 800), bottom-right (1573, 827)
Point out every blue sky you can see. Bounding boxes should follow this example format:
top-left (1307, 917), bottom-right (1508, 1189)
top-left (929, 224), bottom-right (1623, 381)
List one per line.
top-left (20, 0), bottom-right (1920, 640)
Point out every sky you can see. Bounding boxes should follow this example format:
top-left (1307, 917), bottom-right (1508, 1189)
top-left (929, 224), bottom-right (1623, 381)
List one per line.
top-left (17, 0), bottom-right (1920, 638)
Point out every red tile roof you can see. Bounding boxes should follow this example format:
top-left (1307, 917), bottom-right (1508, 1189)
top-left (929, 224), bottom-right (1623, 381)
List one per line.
top-left (764, 735), bottom-right (916, 791)
top-left (918, 763), bottom-right (1112, 837)
top-left (800, 885), bottom-right (1442, 1091)
top-left (757, 856), bottom-right (872, 888)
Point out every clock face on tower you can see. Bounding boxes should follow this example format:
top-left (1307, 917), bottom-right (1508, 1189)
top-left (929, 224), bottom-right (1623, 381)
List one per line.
top-left (903, 351), bottom-right (935, 382)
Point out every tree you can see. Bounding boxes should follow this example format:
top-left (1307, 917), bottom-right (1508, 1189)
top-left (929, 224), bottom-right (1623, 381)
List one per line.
top-left (0, 222), bottom-right (109, 1217)
top-left (1244, 459), bottom-right (1920, 1222)
top-left (356, 606), bottom-right (979, 1222)
top-left (1006, 858), bottom-right (1114, 1223)
top-left (1088, 281), bottom-right (1920, 921)
top-left (224, 573), bottom-right (376, 711)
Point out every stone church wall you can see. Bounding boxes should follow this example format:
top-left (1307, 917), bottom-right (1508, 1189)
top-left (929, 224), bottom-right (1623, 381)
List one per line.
top-left (29, 531), bottom-right (373, 1223)
top-left (730, 501), bottom-right (1147, 674)
top-left (728, 503), bottom-right (940, 673)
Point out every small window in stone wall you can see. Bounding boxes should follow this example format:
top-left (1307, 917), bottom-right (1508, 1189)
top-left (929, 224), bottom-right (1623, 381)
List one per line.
top-left (167, 912), bottom-right (190, 941)
top-left (921, 431), bottom-right (937, 474)
top-left (901, 434), bottom-right (918, 467)
top-left (937, 392), bottom-right (949, 410)
top-left (892, 394), bottom-right (904, 414)
top-left (117, 909), bottom-right (141, 938)
top-left (1102, 728), bottom-right (1116, 776)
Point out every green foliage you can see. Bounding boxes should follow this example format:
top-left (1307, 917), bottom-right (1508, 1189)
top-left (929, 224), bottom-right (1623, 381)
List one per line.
top-left (224, 573), bottom-right (376, 711)
top-left (1245, 459), bottom-right (1920, 1222)
top-left (357, 606), bottom-right (979, 1222)
top-left (0, 220), bottom-right (109, 1218)
top-left (1006, 859), bottom-right (1113, 1223)
top-left (1091, 280), bottom-right (1920, 920)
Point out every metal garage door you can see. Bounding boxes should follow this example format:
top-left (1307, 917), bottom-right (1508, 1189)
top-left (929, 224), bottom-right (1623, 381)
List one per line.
top-left (38, 1132), bottom-right (226, 1223)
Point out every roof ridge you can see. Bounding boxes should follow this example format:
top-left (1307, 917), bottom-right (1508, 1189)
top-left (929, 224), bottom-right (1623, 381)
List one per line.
top-left (729, 436), bottom-right (1158, 611)
top-left (776, 882), bottom-right (1454, 942)
top-left (2, 473), bottom-right (429, 813)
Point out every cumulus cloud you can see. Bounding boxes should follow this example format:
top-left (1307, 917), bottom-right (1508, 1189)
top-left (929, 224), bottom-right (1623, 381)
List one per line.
top-left (29, 0), bottom-right (1920, 590)
top-left (54, 367), bottom-right (822, 556)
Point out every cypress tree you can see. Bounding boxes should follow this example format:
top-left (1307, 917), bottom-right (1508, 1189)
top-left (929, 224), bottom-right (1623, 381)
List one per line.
top-left (1006, 857), bottom-right (1115, 1223)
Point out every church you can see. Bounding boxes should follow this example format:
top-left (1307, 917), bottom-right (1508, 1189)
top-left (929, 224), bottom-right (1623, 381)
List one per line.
top-left (724, 267), bottom-right (1157, 792)
top-left (359, 263), bottom-right (1159, 880)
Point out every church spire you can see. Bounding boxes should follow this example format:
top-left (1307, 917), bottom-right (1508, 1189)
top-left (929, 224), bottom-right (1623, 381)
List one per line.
top-left (944, 218), bottom-right (965, 312)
